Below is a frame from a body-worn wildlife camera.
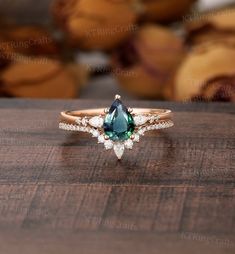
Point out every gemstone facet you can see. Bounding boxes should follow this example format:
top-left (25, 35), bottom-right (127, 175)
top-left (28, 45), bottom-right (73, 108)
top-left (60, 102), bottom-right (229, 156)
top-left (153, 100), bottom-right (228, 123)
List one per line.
top-left (103, 98), bottom-right (135, 141)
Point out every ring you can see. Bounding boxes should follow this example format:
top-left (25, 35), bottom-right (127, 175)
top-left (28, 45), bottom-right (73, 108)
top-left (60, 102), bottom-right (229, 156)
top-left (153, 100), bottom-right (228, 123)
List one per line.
top-left (59, 95), bottom-right (174, 159)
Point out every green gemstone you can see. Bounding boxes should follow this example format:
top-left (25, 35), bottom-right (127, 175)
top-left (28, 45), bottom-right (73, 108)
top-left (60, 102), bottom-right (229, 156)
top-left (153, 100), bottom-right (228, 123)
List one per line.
top-left (103, 99), bottom-right (135, 141)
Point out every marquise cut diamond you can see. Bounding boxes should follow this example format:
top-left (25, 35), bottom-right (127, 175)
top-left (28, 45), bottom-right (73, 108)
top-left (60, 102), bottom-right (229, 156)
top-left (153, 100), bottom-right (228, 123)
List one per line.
top-left (113, 143), bottom-right (125, 160)
top-left (89, 116), bottom-right (104, 128)
top-left (134, 115), bottom-right (148, 126)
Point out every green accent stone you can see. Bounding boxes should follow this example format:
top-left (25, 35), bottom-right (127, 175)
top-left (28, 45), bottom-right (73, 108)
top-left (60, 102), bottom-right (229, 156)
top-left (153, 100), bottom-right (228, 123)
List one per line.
top-left (103, 99), bottom-right (135, 141)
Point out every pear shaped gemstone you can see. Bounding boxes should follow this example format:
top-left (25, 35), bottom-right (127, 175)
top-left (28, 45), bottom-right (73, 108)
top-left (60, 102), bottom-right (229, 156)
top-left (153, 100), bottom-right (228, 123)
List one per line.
top-left (103, 99), bottom-right (135, 141)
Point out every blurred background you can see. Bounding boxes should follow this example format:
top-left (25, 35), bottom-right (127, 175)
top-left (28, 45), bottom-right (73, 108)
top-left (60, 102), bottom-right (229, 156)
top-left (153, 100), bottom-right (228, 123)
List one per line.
top-left (0, 0), bottom-right (234, 101)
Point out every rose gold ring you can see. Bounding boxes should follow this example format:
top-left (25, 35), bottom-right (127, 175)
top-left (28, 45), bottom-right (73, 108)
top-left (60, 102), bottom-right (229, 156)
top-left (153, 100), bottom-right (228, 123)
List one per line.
top-left (59, 95), bottom-right (174, 159)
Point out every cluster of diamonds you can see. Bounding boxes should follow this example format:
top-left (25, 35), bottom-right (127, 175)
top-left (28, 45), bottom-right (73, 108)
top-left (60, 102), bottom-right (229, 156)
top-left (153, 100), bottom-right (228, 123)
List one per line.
top-left (59, 114), bottom-right (173, 159)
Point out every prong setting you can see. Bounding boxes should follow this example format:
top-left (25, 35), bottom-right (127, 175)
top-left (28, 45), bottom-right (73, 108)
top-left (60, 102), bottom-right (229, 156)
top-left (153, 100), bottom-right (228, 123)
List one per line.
top-left (104, 108), bottom-right (109, 113)
top-left (130, 135), bottom-right (135, 140)
top-left (115, 94), bottom-right (121, 100)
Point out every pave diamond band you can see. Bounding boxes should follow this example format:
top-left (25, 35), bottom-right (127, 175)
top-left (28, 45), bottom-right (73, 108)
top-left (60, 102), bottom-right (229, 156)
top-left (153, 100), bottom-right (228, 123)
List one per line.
top-left (59, 95), bottom-right (173, 159)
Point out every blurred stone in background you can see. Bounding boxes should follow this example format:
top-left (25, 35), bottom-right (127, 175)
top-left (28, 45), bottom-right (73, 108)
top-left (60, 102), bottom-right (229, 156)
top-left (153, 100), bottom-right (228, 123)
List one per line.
top-left (1, 0), bottom-right (234, 24)
top-left (52, 0), bottom-right (137, 50)
top-left (0, 0), bottom-right (234, 101)
top-left (0, 0), bottom-right (50, 24)
top-left (198, 0), bottom-right (235, 10)
top-left (175, 43), bottom-right (235, 101)
top-left (111, 24), bottom-right (186, 100)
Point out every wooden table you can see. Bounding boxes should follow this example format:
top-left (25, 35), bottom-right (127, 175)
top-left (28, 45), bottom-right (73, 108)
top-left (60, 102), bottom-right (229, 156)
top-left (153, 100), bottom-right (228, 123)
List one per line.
top-left (0, 99), bottom-right (234, 254)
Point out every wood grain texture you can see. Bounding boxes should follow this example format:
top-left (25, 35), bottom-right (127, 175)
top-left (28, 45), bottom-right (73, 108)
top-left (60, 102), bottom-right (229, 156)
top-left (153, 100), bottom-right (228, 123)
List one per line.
top-left (0, 99), bottom-right (234, 254)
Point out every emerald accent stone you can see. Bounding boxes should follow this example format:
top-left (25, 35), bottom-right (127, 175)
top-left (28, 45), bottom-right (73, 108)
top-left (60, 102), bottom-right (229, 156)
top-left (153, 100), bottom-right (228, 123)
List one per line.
top-left (103, 99), bottom-right (135, 141)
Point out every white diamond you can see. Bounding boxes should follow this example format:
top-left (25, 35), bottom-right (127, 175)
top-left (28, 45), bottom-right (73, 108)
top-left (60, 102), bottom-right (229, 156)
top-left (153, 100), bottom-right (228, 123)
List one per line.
top-left (133, 134), bottom-right (140, 142)
top-left (149, 116), bottom-right (155, 123)
top-left (75, 117), bottom-right (82, 124)
top-left (91, 129), bottom-right (100, 137)
top-left (138, 129), bottom-right (145, 135)
top-left (113, 143), bottom-right (125, 160)
top-left (98, 135), bottom-right (105, 143)
top-left (104, 140), bottom-right (113, 150)
top-left (124, 139), bottom-right (133, 149)
top-left (134, 115), bottom-right (148, 126)
top-left (82, 118), bottom-right (87, 126)
top-left (89, 116), bottom-right (104, 128)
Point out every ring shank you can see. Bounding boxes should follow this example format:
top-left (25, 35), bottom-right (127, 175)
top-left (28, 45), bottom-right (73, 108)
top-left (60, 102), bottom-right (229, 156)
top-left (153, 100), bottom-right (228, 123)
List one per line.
top-left (60, 108), bottom-right (172, 124)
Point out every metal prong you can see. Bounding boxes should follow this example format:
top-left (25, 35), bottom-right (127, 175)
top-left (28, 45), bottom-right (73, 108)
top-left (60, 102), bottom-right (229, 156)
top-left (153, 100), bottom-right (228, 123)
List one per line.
top-left (130, 135), bottom-right (135, 140)
top-left (104, 135), bottom-right (109, 140)
top-left (104, 108), bottom-right (109, 113)
top-left (128, 107), bottom-right (133, 113)
top-left (115, 94), bottom-right (121, 100)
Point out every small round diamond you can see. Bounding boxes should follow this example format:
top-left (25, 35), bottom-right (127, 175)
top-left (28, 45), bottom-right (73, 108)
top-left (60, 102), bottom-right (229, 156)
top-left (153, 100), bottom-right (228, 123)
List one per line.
top-left (82, 118), bottom-right (87, 126)
top-left (124, 139), bottom-right (133, 149)
top-left (133, 134), bottom-right (140, 142)
top-left (104, 140), bottom-right (113, 150)
top-left (149, 116), bottom-right (155, 123)
top-left (138, 129), bottom-right (145, 136)
top-left (75, 117), bottom-right (82, 124)
top-left (98, 135), bottom-right (105, 143)
top-left (91, 129), bottom-right (100, 137)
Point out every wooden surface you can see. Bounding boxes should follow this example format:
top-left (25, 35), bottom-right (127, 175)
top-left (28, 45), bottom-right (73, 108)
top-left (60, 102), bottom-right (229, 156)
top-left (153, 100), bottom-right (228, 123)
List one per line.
top-left (0, 99), bottom-right (234, 254)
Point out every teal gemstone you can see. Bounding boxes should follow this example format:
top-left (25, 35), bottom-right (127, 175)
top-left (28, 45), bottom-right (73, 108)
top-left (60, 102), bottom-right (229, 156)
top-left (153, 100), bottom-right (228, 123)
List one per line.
top-left (103, 99), bottom-right (135, 141)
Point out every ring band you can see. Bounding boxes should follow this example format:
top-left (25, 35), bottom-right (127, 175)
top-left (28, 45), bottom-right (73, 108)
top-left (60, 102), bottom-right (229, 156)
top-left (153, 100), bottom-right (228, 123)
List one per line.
top-left (61, 108), bottom-right (172, 123)
top-left (59, 95), bottom-right (174, 159)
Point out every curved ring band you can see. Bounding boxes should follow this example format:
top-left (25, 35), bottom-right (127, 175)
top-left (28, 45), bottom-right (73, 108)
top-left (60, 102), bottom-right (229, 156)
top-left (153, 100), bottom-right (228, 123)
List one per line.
top-left (60, 108), bottom-right (172, 124)
top-left (59, 95), bottom-right (174, 159)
